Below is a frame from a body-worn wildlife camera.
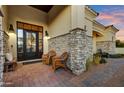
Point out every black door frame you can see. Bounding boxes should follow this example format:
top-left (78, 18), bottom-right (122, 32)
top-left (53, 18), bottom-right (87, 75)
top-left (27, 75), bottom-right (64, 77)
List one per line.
top-left (16, 21), bottom-right (43, 61)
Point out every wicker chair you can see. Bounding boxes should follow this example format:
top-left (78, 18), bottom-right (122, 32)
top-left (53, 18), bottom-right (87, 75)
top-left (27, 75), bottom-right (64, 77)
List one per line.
top-left (4, 53), bottom-right (17, 72)
top-left (42, 50), bottom-right (56, 65)
top-left (52, 52), bottom-right (68, 71)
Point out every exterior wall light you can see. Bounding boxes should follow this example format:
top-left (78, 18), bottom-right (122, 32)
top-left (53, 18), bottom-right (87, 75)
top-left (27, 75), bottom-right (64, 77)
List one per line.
top-left (45, 30), bottom-right (49, 37)
top-left (9, 24), bottom-right (15, 33)
top-left (45, 30), bottom-right (50, 39)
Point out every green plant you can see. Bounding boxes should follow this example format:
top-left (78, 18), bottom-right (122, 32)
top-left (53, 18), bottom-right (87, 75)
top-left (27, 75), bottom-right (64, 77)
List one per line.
top-left (93, 53), bottom-right (101, 65)
top-left (109, 54), bottom-right (124, 58)
top-left (86, 56), bottom-right (93, 71)
top-left (116, 40), bottom-right (124, 47)
top-left (100, 58), bottom-right (107, 64)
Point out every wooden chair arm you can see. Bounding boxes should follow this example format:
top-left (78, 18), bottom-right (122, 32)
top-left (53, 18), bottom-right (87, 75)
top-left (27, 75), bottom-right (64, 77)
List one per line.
top-left (43, 54), bottom-right (48, 56)
top-left (54, 59), bottom-right (65, 65)
top-left (54, 59), bottom-right (63, 62)
top-left (52, 56), bottom-right (61, 62)
top-left (53, 55), bottom-right (61, 59)
top-left (42, 54), bottom-right (49, 58)
top-left (52, 59), bottom-right (62, 65)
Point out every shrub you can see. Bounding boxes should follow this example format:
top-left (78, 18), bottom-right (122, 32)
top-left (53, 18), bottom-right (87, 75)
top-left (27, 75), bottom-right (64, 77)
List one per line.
top-left (100, 58), bottom-right (107, 64)
top-left (109, 54), bottom-right (124, 58)
top-left (116, 40), bottom-right (124, 47)
top-left (86, 56), bottom-right (93, 71)
top-left (101, 52), bottom-right (109, 58)
top-left (93, 53), bottom-right (101, 65)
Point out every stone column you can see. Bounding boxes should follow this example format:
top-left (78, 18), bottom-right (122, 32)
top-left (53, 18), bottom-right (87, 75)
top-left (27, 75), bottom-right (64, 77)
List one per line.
top-left (68, 5), bottom-right (87, 75)
top-left (0, 10), bottom-right (4, 86)
top-left (69, 28), bottom-right (87, 75)
top-left (0, 30), bottom-right (4, 86)
top-left (0, 21), bottom-right (3, 86)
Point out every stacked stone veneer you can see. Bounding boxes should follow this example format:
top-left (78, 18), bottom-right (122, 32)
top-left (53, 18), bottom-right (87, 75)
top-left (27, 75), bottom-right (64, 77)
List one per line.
top-left (48, 33), bottom-right (70, 55)
top-left (69, 28), bottom-right (87, 75)
top-left (0, 23), bottom-right (4, 86)
top-left (96, 41), bottom-right (116, 54)
top-left (86, 36), bottom-right (93, 59)
top-left (48, 28), bottom-right (93, 75)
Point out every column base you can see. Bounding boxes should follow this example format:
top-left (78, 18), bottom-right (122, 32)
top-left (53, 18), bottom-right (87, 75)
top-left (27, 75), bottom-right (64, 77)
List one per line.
top-left (72, 69), bottom-right (85, 75)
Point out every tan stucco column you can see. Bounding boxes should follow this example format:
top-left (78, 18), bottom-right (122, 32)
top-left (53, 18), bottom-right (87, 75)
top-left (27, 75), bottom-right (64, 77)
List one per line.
top-left (71, 5), bottom-right (85, 29)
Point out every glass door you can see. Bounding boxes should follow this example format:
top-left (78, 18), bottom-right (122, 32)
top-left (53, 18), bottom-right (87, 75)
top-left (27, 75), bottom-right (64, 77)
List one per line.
top-left (17, 22), bottom-right (43, 61)
top-left (17, 29), bottom-right (24, 61)
top-left (17, 30), bottom-right (39, 61)
top-left (25, 31), bottom-right (38, 60)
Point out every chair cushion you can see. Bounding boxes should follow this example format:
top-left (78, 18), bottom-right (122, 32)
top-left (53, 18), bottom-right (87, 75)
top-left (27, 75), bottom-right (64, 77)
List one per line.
top-left (5, 53), bottom-right (13, 62)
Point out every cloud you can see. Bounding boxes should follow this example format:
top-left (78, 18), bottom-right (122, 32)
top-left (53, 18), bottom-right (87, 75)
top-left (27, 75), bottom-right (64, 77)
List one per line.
top-left (97, 12), bottom-right (123, 26)
top-left (116, 29), bottom-right (124, 38)
top-left (92, 5), bottom-right (124, 39)
top-left (113, 12), bottom-right (124, 16)
top-left (116, 29), bottom-right (124, 40)
top-left (97, 13), bottom-right (114, 20)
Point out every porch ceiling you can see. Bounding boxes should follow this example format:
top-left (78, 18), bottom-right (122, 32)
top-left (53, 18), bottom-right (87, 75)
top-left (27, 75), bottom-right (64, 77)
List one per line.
top-left (29, 5), bottom-right (53, 13)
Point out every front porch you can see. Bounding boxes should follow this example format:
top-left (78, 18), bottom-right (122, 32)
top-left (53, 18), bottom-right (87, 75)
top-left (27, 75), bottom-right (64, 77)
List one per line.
top-left (0, 5), bottom-right (94, 76)
top-left (3, 58), bottom-right (124, 87)
top-left (0, 5), bottom-right (120, 87)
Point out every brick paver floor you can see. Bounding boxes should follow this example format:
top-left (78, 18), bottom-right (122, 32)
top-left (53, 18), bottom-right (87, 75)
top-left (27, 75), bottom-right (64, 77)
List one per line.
top-left (3, 58), bottom-right (124, 87)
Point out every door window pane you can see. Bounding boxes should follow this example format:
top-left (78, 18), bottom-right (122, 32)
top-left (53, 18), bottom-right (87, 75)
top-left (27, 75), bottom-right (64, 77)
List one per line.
top-left (32, 33), bottom-right (36, 52)
top-left (17, 29), bottom-right (23, 53)
top-left (39, 32), bottom-right (43, 52)
top-left (26, 32), bottom-right (36, 52)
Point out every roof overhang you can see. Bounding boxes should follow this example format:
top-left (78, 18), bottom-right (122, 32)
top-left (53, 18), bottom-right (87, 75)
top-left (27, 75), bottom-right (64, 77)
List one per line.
top-left (106, 25), bottom-right (119, 32)
top-left (93, 20), bottom-right (105, 29)
top-left (85, 5), bottom-right (99, 17)
top-left (29, 5), bottom-right (53, 13)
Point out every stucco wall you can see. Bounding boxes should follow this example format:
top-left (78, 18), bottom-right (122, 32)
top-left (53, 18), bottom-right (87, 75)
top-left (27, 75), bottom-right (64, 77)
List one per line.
top-left (96, 28), bottom-right (116, 42)
top-left (85, 8), bottom-right (96, 37)
top-left (85, 18), bottom-right (93, 36)
top-left (84, 8), bottom-right (97, 54)
top-left (93, 21), bottom-right (105, 34)
top-left (116, 48), bottom-right (124, 54)
top-left (7, 5), bottom-right (48, 58)
top-left (71, 6), bottom-right (85, 30)
top-left (48, 6), bottom-right (71, 38)
top-left (93, 33), bottom-right (97, 53)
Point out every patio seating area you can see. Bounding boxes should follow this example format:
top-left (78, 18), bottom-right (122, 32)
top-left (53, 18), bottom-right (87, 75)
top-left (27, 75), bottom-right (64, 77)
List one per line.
top-left (3, 58), bottom-right (124, 87)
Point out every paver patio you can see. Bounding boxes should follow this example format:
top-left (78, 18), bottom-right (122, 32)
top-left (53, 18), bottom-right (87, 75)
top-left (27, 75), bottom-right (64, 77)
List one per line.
top-left (3, 58), bottom-right (124, 87)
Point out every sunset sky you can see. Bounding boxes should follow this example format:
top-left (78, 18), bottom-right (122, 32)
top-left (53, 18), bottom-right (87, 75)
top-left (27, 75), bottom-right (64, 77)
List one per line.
top-left (90, 5), bottom-right (124, 41)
